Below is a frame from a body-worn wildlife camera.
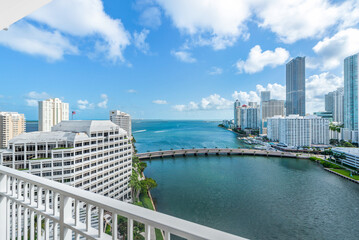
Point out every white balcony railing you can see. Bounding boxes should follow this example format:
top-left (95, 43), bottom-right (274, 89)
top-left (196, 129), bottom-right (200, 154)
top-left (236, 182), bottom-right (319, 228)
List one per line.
top-left (0, 165), bottom-right (245, 240)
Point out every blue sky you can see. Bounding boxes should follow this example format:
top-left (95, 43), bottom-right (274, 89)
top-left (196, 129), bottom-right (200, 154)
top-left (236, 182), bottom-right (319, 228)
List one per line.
top-left (0, 0), bottom-right (359, 120)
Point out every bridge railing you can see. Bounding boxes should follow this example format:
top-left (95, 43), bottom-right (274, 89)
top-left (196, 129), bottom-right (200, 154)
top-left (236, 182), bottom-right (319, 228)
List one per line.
top-left (0, 165), bottom-right (245, 240)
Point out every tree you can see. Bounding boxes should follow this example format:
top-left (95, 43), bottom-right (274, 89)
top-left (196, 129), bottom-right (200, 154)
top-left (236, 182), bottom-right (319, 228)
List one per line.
top-left (138, 162), bottom-right (147, 173)
top-left (140, 178), bottom-right (157, 193)
top-left (330, 139), bottom-right (339, 146)
top-left (129, 171), bottom-right (141, 201)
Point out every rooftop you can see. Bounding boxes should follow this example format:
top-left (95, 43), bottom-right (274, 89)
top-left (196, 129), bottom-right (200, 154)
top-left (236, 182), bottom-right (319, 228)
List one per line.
top-left (52, 120), bottom-right (124, 135)
top-left (333, 147), bottom-right (359, 156)
top-left (8, 131), bottom-right (86, 144)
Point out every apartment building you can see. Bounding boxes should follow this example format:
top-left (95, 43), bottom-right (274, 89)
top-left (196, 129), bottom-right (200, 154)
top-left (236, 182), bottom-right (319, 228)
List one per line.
top-left (39, 98), bottom-right (69, 132)
top-left (0, 120), bottom-right (132, 201)
top-left (0, 112), bottom-right (25, 149)
top-left (110, 110), bottom-right (132, 137)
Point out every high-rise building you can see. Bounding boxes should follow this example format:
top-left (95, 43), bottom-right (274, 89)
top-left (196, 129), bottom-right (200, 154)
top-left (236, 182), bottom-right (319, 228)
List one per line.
top-left (260, 91), bottom-right (285, 134)
top-left (261, 91), bottom-right (270, 102)
top-left (0, 120), bottom-right (132, 201)
top-left (286, 57), bottom-right (306, 116)
top-left (344, 53), bottom-right (359, 131)
top-left (267, 115), bottom-right (329, 147)
top-left (110, 110), bottom-right (132, 137)
top-left (38, 98), bottom-right (69, 132)
top-left (240, 104), bottom-right (260, 129)
top-left (234, 100), bottom-right (241, 128)
top-left (0, 112), bottom-right (25, 149)
top-left (325, 87), bottom-right (344, 123)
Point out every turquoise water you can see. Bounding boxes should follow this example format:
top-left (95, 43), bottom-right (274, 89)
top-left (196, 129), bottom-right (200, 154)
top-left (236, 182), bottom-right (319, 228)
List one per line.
top-left (132, 120), bottom-right (251, 153)
top-left (133, 120), bottom-right (359, 240)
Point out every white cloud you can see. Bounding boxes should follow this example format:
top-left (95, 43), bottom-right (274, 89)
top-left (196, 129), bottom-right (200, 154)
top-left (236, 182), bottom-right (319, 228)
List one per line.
top-left (153, 99), bottom-right (168, 104)
top-left (2, 0), bottom-right (131, 62)
top-left (27, 91), bottom-right (51, 100)
top-left (255, 83), bottom-right (285, 100)
top-left (232, 90), bottom-right (260, 104)
top-left (171, 50), bottom-right (196, 63)
top-left (306, 72), bottom-right (343, 113)
top-left (25, 91), bottom-right (51, 107)
top-left (0, 22), bottom-right (78, 61)
top-left (208, 67), bottom-right (223, 75)
top-left (155, 0), bottom-right (359, 49)
top-left (173, 94), bottom-right (232, 111)
top-left (255, 0), bottom-right (345, 43)
top-left (156, 0), bottom-right (250, 50)
top-left (134, 29), bottom-right (150, 54)
top-left (77, 100), bottom-right (94, 110)
top-left (25, 99), bottom-right (39, 107)
top-left (236, 45), bottom-right (289, 74)
top-left (139, 7), bottom-right (162, 28)
top-left (313, 28), bottom-right (359, 69)
top-left (127, 89), bottom-right (137, 93)
top-left (97, 94), bottom-right (108, 108)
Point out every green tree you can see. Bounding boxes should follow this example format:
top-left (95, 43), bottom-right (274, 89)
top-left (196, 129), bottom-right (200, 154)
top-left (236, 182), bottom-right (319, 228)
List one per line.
top-left (140, 178), bottom-right (158, 193)
top-left (129, 171), bottom-right (141, 201)
top-left (138, 162), bottom-right (147, 173)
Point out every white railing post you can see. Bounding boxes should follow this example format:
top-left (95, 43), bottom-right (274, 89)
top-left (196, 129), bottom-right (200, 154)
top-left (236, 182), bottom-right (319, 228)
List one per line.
top-left (38, 187), bottom-right (43, 209)
top-left (30, 184), bottom-right (35, 205)
top-left (165, 231), bottom-right (171, 240)
top-left (75, 200), bottom-right (79, 226)
top-left (53, 193), bottom-right (59, 216)
top-left (30, 210), bottom-right (35, 240)
top-left (112, 213), bottom-right (117, 240)
top-left (86, 204), bottom-right (91, 231)
top-left (60, 195), bottom-right (72, 240)
top-left (12, 202), bottom-right (16, 240)
top-left (0, 173), bottom-right (8, 240)
top-left (53, 222), bottom-right (59, 240)
top-left (127, 218), bottom-right (133, 240)
top-left (98, 207), bottom-right (104, 238)
top-left (24, 208), bottom-right (28, 240)
top-left (37, 213), bottom-right (42, 240)
top-left (17, 203), bottom-right (21, 240)
top-left (145, 224), bottom-right (151, 240)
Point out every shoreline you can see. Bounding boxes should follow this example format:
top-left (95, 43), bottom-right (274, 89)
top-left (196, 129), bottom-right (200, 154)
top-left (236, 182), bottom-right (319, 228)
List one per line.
top-left (325, 168), bottom-right (359, 184)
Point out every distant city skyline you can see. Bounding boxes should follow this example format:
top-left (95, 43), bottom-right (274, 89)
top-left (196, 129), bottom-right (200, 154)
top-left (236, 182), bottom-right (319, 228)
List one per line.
top-left (0, 0), bottom-right (358, 120)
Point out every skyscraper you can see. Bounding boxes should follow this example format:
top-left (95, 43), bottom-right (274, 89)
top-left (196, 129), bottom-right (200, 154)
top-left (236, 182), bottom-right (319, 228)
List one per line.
top-left (0, 112), bottom-right (25, 149)
top-left (286, 57), bottom-right (306, 116)
top-left (234, 100), bottom-right (241, 128)
top-left (344, 53), bottom-right (359, 131)
top-left (38, 98), bottom-right (69, 132)
top-left (261, 91), bottom-right (270, 102)
top-left (110, 110), bottom-right (132, 137)
top-left (325, 87), bottom-right (344, 123)
top-left (240, 104), bottom-right (260, 129)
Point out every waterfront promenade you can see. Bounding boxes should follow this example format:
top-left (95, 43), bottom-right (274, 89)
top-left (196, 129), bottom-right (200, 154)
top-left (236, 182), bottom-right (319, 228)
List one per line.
top-left (137, 148), bottom-right (311, 160)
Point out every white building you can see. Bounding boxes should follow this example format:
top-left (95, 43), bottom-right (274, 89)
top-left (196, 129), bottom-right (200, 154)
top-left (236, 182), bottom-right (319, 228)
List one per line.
top-left (240, 104), bottom-right (260, 129)
top-left (0, 120), bottom-right (132, 201)
top-left (325, 87), bottom-right (344, 123)
top-left (260, 97), bottom-right (285, 134)
top-left (234, 100), bottom-right (241, 128)
top-left (0, 112), bottom-right (25, 149)
top-left (267, 115), bottom-right (329, 147)
top-left (332, 147), bottom-right (359, 169)
top-left (38, 98), bottom-right (69, 132)
top-left (110, 110), bottom-right (132, 137)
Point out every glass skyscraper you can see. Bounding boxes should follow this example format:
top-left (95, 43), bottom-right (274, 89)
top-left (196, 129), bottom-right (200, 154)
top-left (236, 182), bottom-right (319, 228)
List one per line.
top-left (344, 53), bottom-right (359, 130)
top-left (286, 57), bottom-right (306, 116)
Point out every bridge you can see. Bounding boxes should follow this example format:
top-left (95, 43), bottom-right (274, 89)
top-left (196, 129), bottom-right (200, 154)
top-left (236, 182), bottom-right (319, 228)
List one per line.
top-left (137, 148), bottom-right (312, 160)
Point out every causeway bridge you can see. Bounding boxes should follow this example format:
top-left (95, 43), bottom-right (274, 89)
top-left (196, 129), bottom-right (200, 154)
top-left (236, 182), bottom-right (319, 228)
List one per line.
top-left (137, 148), bottom-right (312, 160)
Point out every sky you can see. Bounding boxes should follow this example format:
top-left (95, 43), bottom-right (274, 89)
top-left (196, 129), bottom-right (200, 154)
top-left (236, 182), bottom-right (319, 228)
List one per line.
top-left (0, 0), bottom-right (359, 120)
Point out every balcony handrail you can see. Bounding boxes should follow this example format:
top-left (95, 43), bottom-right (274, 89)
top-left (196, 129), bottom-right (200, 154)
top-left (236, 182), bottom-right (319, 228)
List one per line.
top-left (0, 165), bottom-right (245, 240)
